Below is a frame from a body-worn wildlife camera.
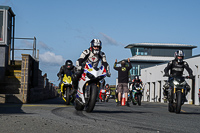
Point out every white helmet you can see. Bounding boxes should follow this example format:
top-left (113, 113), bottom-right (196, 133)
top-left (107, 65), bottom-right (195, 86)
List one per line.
top-left (90, 39), bottom-right (102, 54)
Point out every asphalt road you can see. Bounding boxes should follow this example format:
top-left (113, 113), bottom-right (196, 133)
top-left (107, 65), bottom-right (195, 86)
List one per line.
top-left (0, 97), bottom-right (200, 133)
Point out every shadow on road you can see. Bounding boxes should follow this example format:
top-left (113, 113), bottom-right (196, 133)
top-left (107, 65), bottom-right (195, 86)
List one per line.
top-left (32, 97), bottom-right (65, 105)
top-left (180, 112), bottom-right (200, 115)
top-left (0, 95), bottom-right (26, 114)
top-left (92, 110), bottom-right (148, 114)
top-left (0, 103), bottom-right (25, 114)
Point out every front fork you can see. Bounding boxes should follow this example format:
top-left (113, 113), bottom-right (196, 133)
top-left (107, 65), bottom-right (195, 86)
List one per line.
top-left (84, 82), bottom-right (99, 104)
top-left (169, 87), bottom-right (185, 104)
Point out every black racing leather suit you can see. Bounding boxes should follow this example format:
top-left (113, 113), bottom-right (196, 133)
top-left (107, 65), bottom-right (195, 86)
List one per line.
top-left (132, 79), bottom-right (143, 89)
top-left (163, 59), bottom-right (193, 96)
top-left (164, 59), bottom-right (193, 77)
top-left (57, 65), bottom-right (76, 89)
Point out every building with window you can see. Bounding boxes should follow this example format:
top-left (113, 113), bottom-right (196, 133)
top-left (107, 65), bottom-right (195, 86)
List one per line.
top-left (124, 43), bottom-right (197, 79)
top-left (0, 6), bottom-right (15, 81)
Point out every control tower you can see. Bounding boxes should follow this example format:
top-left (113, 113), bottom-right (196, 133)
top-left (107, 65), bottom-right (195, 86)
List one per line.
top-left (0, 6), bottom-right (15, 81)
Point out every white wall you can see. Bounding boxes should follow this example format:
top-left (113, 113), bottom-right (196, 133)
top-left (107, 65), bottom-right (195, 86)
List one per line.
top-left (141, 55), bottom-right (200, 105)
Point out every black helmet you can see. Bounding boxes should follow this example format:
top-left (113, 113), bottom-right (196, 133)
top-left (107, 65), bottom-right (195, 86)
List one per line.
top-left (65, 60), bottom-right (73, 69)
top-left (134, 75), bottom-right (139, 81)
top-left (174, 50), bottom-right (185, 63)
top-left (90, 39), bottom-right (102, 54)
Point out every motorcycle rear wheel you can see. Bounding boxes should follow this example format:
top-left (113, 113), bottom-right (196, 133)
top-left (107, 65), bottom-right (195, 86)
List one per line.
top-left (85, 84), bottom-right (98, 113)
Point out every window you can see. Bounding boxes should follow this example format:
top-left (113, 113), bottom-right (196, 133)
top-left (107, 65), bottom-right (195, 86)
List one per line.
top-left (131, 47), bottom-right (152, 56)
top-left (130, 65), bottom-right (141, 77)
top-left (0, 11), bottom-right (3, 41)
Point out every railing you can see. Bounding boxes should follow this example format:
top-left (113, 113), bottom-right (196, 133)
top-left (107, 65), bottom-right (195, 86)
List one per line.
top-left (11, 36), bottom-right (37, 64)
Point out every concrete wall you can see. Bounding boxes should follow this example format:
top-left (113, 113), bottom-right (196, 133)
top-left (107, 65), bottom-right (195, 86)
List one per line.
top-left (141, 55), bottom-right (200, 105)
top-left (21, 54), bottom-right (57, 103)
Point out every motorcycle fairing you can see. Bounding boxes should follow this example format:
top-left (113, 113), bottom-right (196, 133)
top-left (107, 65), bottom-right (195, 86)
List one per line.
top-left (76, 62), bottom-right (107, 104)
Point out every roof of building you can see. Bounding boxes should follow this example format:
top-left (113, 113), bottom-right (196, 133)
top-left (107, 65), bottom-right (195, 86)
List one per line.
top-left (0, 6), bottom-right (15, 16)
top-left (124, 55), bottom-right (174, 62)
top-left (125, 43), bottom-right (197, 49)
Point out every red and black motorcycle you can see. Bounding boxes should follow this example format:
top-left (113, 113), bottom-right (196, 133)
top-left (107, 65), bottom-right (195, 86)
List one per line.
top-left (99, 88), bottom-right (106, 102)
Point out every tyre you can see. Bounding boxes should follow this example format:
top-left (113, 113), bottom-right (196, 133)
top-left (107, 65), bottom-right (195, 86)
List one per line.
top-left (102, 95), bottom-right (105, 102)
top-left (106, 96), bottom-right (109, 102)
top-left (175, 91), bottom-right (182, 114)
top-left (106, 97), bottom-right (109, 102)
top-left (85, 84), bottom-right (98, 112)
top-left (168, 102), bottom-right (174, 112)
top-left (74, 98), bottom-right (84, 111)
top-left (132, 97), bottom-right (137, 105)
top-left (65, 87), bottom-right (70, 105)
top-left (137, 94), bottom-right (142, 106)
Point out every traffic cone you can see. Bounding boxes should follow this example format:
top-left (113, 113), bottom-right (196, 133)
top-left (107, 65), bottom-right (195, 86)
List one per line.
top-left (121, 92), bottom-right (126, 106)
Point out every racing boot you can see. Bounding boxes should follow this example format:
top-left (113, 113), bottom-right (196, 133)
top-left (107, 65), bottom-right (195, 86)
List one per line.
top-left (184, 85), bottom-right (190, 102)
top-left (69, 88), bottom-right (76, 95)
top-left (162, 87), bottom-right (168, 100)
top-left (125, 101), bottom-right (130, 107)
top-left (69, 84), bottom-right (77, 95)
top-left (184, 97), bottom-right (188, 102)
top-left (116, 101), bottom-right (121, 106)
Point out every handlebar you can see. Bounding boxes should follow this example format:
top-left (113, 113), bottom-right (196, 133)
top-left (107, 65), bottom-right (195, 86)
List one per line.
top-left (163, 74), bottom-right (193, 79)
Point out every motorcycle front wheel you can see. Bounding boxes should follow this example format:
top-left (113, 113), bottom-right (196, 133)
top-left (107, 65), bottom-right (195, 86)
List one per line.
top-left (132, 97), bottom-right (137, 105)
top-left (101, 95), bottom-right (105, 102)
top-left (65, 87), bottom-right (70, 105)
top-left (175, 91), bottom-right (182, 114)
top-left (85, 84), bottom-right (98, 113)
top-left (137, 94), bottom-right (142, 106)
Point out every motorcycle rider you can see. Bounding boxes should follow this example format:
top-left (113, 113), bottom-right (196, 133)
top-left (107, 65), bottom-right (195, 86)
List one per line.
top-left (105, 84), bottom-right (110, 91)
top-left (132, 75), bottom-right (143, 89)
top-left (105, 84), bottom-right (111, 101)
top-left (131, 75), bottom-right (144, 98)
top-left (71, 39), bottom-right (111, 94)
top-left (57, 60), bottom-right (76, 93)
top-left (163, 50), bottom-right (193, 101)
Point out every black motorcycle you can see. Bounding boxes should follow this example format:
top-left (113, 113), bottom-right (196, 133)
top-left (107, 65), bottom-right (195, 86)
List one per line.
top-left (131, 84), bottom-right (143, 106)
top-left (165, 75), bottom-right (191, 113)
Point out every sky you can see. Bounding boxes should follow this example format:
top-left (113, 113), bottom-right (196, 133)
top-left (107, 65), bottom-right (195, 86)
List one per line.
top-left (1, 0), bottom-right (200, 85)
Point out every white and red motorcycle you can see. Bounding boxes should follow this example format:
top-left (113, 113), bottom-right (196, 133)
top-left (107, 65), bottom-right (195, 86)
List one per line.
top-left (74, 62), bottom-right (107, 112)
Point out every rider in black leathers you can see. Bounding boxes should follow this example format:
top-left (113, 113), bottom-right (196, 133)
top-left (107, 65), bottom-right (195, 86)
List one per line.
top-left (163, 50), bottom-right (193, 101)
top-left (130, 75), bottom-right (144, 100)
top-left (57, 60), bottom-right (76, 90)
top-left (131, 75), bottom-right (143, 88)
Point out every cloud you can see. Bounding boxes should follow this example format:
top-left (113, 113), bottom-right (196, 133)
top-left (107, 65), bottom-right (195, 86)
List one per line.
top-left (38, 41), bottom-right (53, 51)
top-left (21, 40), bottom-right (33, 48)
top-left (40, 51), bottom-right (65, 66)
top-left (1, 0), bottom-right (13, 5)
top-left (100, 32), bottom-right (124, 46)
